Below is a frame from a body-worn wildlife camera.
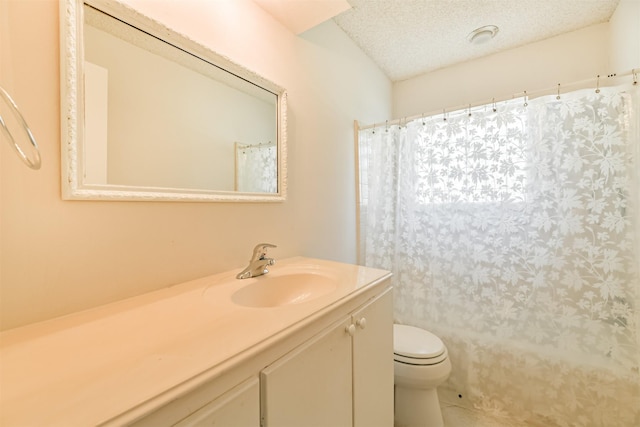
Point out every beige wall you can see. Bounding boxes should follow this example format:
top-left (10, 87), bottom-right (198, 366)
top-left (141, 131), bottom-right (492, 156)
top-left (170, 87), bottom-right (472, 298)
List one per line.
top-left (609, 0), bottom-right (640, 71)
top-left (0, 0), bottom-right (392, 330)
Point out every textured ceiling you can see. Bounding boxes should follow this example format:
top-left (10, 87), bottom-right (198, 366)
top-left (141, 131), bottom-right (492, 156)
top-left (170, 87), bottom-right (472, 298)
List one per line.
top-left (333, 0), bottom-right (620, 81)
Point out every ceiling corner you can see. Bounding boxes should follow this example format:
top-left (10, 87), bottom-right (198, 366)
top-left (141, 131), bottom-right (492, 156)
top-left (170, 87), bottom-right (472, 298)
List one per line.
top-left (253, 0), bottom-right (351, 35)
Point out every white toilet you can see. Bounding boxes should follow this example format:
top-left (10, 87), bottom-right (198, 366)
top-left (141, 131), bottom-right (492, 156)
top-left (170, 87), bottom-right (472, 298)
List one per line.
top-left (393, 324), bottom-right (452, 427)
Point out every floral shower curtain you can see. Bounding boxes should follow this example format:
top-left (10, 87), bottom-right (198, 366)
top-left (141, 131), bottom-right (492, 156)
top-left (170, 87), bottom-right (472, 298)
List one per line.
top-left (235, 142), bottom-right (277, 193)
top-left (358, 86), bottom-right (639, 426)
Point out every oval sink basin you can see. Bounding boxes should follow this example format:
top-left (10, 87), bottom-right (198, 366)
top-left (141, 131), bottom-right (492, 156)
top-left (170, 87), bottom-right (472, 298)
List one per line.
top-left (231, 273), bottom-right (337, 308)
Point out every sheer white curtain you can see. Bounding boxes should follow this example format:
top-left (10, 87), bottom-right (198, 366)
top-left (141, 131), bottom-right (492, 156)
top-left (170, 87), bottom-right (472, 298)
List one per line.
top-left (235, 143), bottom-right (277, 193)
top-left (359, 86), bottom-right (639, 426)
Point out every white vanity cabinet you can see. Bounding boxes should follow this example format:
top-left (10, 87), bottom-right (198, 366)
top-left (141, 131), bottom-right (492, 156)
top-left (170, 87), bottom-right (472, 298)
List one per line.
top-left (0, 257), bottom-right (392, 427)
top-left (260, 289), bottom-right (393, 427)
top-left (260, 317), bottom-right (354, 426)
top-left (351, 289), bottom-right (394, 427)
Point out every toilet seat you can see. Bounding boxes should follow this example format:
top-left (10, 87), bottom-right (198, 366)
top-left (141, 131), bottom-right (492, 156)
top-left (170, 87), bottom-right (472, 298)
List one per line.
top-left (394, 324), bottom-right (447, 366)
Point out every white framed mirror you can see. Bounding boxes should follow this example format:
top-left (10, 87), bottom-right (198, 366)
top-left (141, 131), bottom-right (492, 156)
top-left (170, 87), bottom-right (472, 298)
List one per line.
top-left (60, 0), bottom-right (287, 202)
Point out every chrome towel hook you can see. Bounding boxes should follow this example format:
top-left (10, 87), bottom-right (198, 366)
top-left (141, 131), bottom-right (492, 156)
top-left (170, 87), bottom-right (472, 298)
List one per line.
top-left (0, 85), bottom-right (41, 170)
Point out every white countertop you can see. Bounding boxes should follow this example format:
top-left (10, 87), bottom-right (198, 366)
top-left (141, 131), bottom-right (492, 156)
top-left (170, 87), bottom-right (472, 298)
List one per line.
top-left (0, 257), bottom-right (391, 426)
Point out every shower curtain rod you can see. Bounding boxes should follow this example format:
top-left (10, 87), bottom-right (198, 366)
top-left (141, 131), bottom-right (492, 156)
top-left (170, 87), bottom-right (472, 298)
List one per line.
top-left (235, 141), bottom-right (275, 149)
top-left (357, 67), bottom-right (638, 131)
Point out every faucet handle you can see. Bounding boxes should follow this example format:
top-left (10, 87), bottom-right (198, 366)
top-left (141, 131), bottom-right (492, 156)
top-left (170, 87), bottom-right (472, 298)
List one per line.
top-left (252, 243), bottom-right (277, 259)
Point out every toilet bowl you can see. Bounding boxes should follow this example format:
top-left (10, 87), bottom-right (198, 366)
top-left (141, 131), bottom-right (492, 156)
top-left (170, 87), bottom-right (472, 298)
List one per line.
top-left (393, 324), bottom-right (452, 427)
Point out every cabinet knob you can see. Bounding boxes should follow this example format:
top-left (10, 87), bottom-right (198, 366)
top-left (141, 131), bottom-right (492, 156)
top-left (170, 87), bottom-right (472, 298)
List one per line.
top-left (356, 317), bottom-right (367, 329)
top-left (346, 324), bottom-right (356, 336)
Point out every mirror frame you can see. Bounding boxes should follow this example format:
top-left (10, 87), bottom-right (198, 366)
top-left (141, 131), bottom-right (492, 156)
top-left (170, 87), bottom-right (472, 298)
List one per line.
top-left (60, 0), bottom-right (287, 202)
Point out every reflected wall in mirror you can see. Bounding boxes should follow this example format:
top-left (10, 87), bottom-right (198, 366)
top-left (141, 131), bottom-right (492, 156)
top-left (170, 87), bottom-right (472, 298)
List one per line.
top-left (61, 0), bottom-right (287, 202)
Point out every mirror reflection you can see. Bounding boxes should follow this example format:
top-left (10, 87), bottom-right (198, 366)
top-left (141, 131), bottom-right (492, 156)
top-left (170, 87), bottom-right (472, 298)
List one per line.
top-left (61, 0), bottom-right (286, 202)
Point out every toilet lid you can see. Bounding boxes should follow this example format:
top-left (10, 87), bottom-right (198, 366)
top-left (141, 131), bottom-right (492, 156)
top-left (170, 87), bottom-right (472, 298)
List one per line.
top-left (393, 324), bottom-right (445, 359)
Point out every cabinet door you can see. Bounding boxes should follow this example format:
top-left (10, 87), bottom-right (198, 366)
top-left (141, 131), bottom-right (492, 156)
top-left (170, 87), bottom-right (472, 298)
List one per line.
top-left (352, 289), bottom-right (394, 427)
top-left (173, 377), bottom-right (259, 427)
top-left (260, 318), bottom-right (353, 427)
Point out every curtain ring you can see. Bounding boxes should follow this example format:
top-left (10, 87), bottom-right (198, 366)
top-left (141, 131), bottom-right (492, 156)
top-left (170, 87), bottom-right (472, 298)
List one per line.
top-left (633, 69), bottom-right (638, 86)
top-left (595, 75), bottom-right (601, 93)
top-left (523, 91), bottom-right (528, 107)
top-left (556, 83), bottom-right (561, 100)
top-left (385, 120), bottom-right (389, 133)
top-left (468, 104), bottom-right (472, 117)
top-left (443, 109), bottom-right (447, 122)
top-left (421, 113), bottom-right (425, 126)
top-left (492, 98), bottom-right (497, 112)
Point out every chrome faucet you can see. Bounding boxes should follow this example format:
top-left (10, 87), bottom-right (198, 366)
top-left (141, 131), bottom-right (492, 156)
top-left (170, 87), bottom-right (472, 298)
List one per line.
top-left (236, 243), bottom-right (277, 279)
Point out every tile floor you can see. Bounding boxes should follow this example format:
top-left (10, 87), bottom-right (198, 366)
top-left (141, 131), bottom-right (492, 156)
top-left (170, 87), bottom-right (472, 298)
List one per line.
top-left (441, 404), bottom-right (524, 427)
top-left (438, 388), bottom-right (529, 427)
